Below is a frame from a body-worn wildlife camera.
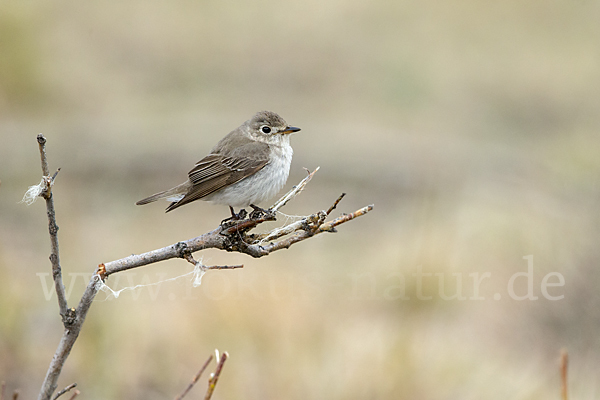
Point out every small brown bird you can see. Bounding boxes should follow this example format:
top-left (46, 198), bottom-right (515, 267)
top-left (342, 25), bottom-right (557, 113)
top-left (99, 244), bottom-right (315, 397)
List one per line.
top-left (136, 111), bottom-right (300, 216)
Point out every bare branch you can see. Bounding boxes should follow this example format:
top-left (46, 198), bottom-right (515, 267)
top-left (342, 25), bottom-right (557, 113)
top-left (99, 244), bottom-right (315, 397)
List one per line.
top-left (204, 352), bottom-right (228, 400)
top-left (34, 138), bottom-right (373, 400)
top-left (51, 383), bottom-right (77, 400)
top-left (36, 134), bottom-right (69, 323)
top-left (326, 193), bottom-right (346, 215)
top-left (255, 210), bottom-right (325, 244)
top-left (174, 355), bottom-right (213, 400)
top-left (257, 204), bottom-right (373, 253)
top-left (37, 316), bottom-right (82, 400)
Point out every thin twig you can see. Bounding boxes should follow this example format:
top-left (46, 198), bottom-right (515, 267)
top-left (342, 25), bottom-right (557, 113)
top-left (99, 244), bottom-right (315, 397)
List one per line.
top-left (317, 204), bottom-right (373, 232)
top-left (270, 167), bottom-right (319, 213)
top-left (255, 211), bottom-right (325, 244)
top-left (36, 134), bottom-right (69, 322)
top-left (204, 352), bottom-right (228, 400)
top-left (174, 355), bottom-right (213, 400)
top-left (257, 192), bottom-right (348, 244)
top-left (326, 193), bottom-right (346, 215)
top-left (258, 205), bottom-right (374, 253)
top-left (1, 381), bottom-right (5, 400)
top-left (51, 168), bottom-right (61, 181)
top-left (560, 348), bottom-right (568, 400)
top-left (51, 383), bottom-right (77, 400)
top-left (206, 264), bottom-right (244, 270)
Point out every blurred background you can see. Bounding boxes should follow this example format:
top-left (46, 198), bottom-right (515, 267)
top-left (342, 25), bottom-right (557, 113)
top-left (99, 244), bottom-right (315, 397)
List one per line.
top-left (1, 0), bottom-right (599, 398)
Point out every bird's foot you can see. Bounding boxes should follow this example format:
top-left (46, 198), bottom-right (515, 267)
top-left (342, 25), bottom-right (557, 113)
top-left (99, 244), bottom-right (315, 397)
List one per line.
top-left (220, 206), bottom-right (248, 225)
top-left (249, 204), bottom-right (274, 220)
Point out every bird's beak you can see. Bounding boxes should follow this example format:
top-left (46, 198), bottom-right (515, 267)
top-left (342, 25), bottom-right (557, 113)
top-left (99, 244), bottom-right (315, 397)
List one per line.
top-left (281, 126), bottom-right (301, 135)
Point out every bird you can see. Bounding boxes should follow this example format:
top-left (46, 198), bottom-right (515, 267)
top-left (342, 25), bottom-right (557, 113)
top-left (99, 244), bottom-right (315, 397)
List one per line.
top-left (136, 111), bottom-right (300, 219)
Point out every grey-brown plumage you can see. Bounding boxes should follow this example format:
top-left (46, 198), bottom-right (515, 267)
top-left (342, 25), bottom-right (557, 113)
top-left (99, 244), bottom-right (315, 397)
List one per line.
top-left (136, 111), bottom-right (300, 212)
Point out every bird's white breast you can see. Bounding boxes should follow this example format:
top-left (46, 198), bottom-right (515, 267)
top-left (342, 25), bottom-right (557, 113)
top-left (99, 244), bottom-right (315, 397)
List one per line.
top-left (204, 140), bottom-right (293, 207)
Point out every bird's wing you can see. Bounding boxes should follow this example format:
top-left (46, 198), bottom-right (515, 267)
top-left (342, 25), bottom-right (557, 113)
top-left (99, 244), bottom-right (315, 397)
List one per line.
top-left (165, 140), bottom-right (270, 212)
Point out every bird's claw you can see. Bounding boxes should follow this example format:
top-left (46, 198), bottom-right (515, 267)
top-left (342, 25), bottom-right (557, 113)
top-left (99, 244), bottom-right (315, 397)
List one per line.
top-left (249, 204), bottom-right (271, 220)
top-left (221, 207), bottom-right (248, 225)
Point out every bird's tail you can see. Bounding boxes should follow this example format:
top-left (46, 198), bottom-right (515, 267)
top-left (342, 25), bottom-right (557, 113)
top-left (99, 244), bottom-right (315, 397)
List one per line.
top-left (136, 182), bottom-right (189, 206)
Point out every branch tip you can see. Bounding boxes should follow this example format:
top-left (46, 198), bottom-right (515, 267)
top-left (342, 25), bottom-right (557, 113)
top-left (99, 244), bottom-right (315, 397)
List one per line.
top-left (326, 193), bottom-right (346, 215)
top-left (204, 351), bottom-right (228, 400)
top-left (51, 168), bottom-right (61, 182)
top-left (51, 383), bottom-right (77, 400)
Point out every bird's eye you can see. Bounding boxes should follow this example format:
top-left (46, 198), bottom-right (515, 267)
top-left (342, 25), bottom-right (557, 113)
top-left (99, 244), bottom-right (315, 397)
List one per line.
top-left (261, 126), bottom-right (271, 134)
